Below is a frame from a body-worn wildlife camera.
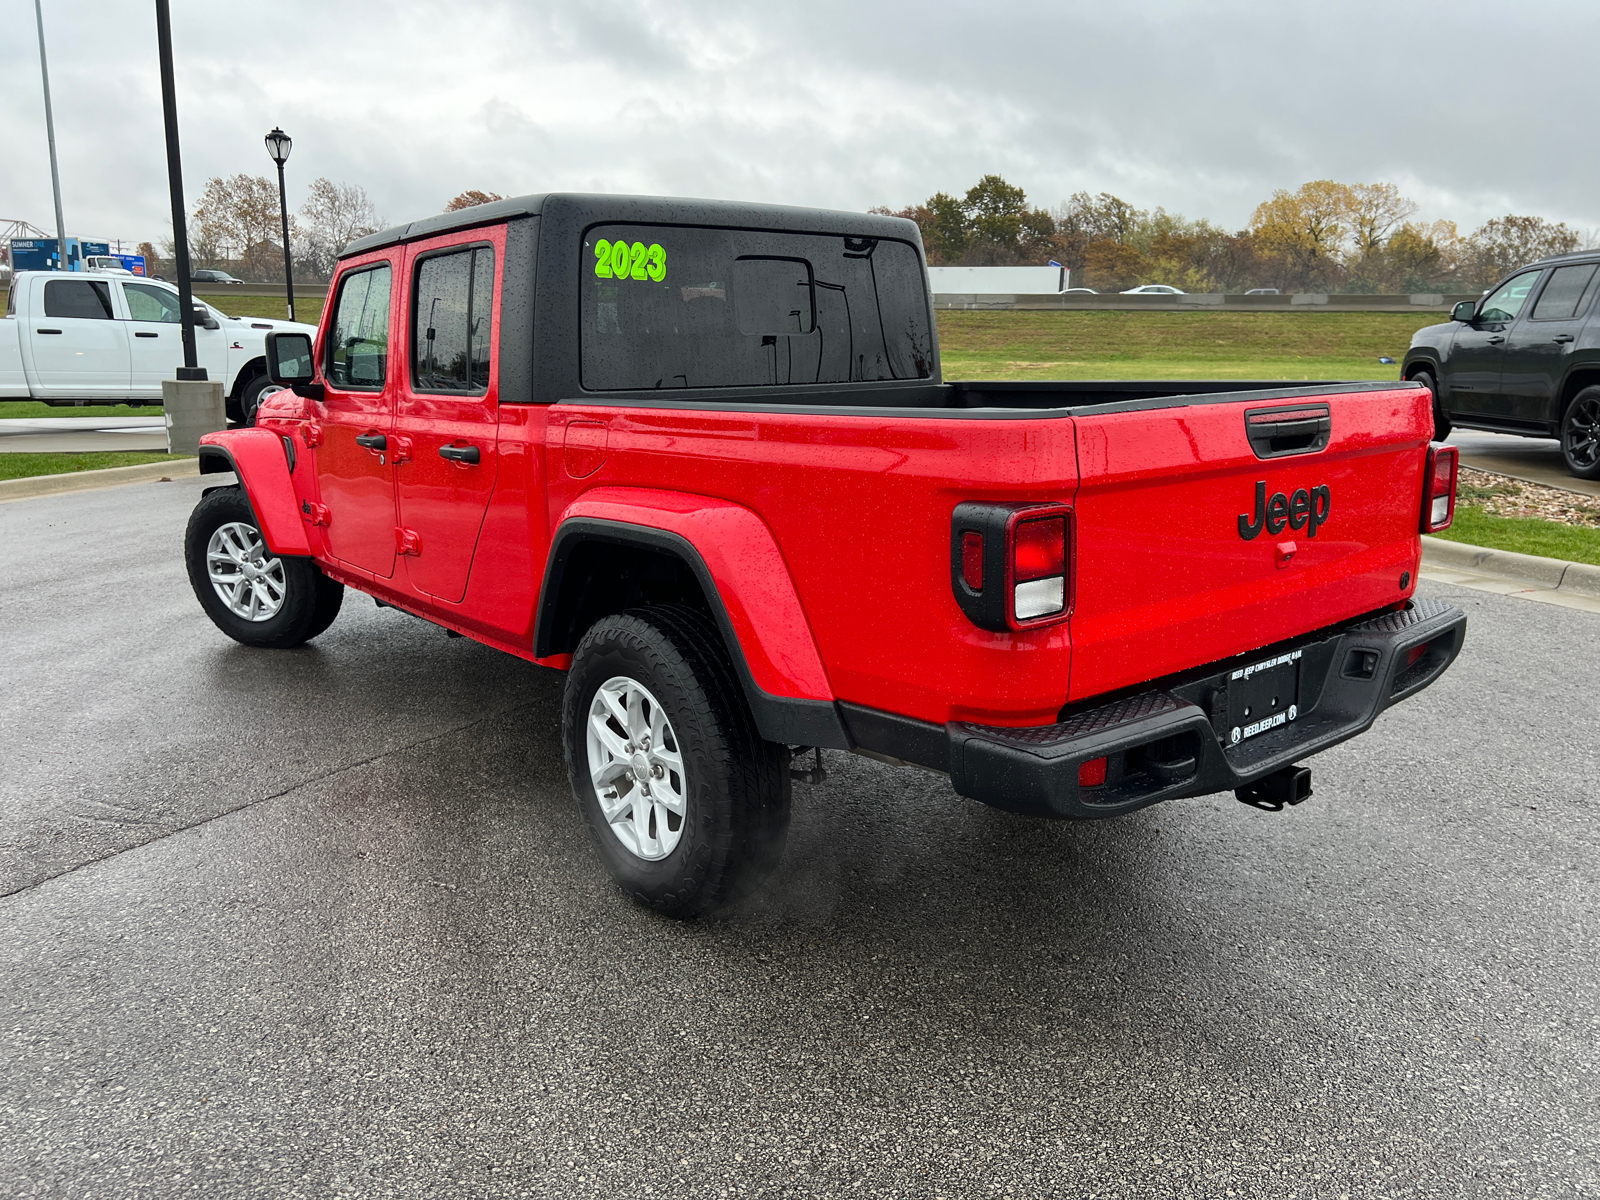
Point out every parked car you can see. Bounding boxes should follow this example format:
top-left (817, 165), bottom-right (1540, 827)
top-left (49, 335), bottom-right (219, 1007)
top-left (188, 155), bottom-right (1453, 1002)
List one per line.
top-left (0, 269), bottom-right (315, 423)
top-left (1246, 288), bottom-right (1280, 295)
top-left (191, 269), bottom-right (245, 285)
top-left (1122, 284), bottom-right (1185, 295)
top-left (184, 192), bottom-right (1465, 917)
top-left (1402, 251), bottom-right (1600, 477)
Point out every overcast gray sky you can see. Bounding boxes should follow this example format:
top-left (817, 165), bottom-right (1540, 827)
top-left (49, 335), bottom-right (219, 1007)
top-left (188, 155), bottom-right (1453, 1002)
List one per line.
top-left (3, 0), bottom-right (1596, 247)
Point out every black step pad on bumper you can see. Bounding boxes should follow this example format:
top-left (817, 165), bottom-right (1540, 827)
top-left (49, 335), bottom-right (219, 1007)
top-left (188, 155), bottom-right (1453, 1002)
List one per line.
top-left (943, 598), bottom-right (1466, 819)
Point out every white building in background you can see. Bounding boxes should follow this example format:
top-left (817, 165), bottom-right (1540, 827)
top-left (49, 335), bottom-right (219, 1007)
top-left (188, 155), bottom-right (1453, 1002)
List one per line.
top-left (925, 264), bottom-right (1068, 294)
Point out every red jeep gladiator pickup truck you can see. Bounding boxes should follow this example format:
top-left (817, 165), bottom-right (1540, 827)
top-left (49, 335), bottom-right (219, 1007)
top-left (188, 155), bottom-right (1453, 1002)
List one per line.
top-left (184, 194), bottom-right (1466, 916)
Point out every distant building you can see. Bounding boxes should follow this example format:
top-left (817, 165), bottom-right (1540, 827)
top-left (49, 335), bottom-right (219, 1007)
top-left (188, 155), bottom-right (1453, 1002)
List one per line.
top-left (926, 265), bottom-right (1068, 294)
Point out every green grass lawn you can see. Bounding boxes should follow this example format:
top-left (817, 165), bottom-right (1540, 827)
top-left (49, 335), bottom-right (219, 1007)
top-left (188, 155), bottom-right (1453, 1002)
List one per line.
top-left (210, 294), bottom-right (326, 325)
top-left (0, 400), bottom-right (163, 419)
top-left (936, 310), bottom-right (1442, 381)
top-left (0, 451), bottom-right (191, 482)
top-left (1431, 507), bottom-right (1600, 567)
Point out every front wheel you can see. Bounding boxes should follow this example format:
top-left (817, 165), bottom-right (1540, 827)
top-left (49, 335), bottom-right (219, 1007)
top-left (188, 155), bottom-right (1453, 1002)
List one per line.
top-left (563, 606), bottom-right (790, 918)
top-left (184, 487), bottom-right (343, 648)
top-left (1560, 386), bottom-right (1600, 480)
top-left (1412, 369), bottom-right (1450, 442)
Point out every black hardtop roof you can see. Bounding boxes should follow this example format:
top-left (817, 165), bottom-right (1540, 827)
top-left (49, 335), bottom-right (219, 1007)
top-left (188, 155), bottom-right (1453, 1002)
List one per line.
top-left (339, 193), bottom-right (921, 260)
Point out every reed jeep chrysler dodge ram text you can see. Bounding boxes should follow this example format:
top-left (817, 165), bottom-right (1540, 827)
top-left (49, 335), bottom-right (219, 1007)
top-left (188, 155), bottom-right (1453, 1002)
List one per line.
top-left (182, 194), bottom-right (1466, 916)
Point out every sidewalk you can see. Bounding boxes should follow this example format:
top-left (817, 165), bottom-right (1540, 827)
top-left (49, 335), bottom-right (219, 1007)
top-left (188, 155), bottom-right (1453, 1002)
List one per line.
top-left (1420, 536), bottom-right (1600, 614)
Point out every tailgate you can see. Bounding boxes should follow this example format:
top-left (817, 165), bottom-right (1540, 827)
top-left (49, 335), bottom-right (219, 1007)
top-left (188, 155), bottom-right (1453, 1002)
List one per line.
top-left (1068, 385), bottom-right (1430, 701)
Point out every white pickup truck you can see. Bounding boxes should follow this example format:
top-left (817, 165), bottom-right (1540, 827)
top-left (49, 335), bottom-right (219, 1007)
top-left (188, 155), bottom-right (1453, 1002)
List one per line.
top-left (0, 270), bottom-right (317, 423)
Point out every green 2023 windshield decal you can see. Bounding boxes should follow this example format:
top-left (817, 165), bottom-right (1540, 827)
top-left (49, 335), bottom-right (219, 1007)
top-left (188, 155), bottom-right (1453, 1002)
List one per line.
top-left (594, 238), bottom-right (666, 283)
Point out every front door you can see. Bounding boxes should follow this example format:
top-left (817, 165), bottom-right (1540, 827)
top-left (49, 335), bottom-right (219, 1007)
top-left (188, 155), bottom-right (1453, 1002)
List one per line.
top-left (121, 280), bottom-right (184, 396)
top-left (1446, 269), bottom-right (1542, 421)
top-left (29, 278), bottom-right (131, 399)
top-left (393, 233), bottom-right (503, 603)
top-left (316, 260), bottom-right (398, 579)
top-left (1502, 262), bottom-right (1600, 428)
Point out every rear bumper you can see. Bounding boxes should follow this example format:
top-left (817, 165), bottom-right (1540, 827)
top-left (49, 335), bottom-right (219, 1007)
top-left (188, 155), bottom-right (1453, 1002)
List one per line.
top-left (845, 598), bottom-right (1466, 819)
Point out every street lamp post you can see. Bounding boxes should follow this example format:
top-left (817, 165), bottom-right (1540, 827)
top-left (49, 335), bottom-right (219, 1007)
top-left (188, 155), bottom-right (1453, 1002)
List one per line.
top-left (33, 0), bottom-right (69, 271)
top-left (155, 0), bottom-right (201, 379)
top-left (265, 127), bottom-right (294, 321)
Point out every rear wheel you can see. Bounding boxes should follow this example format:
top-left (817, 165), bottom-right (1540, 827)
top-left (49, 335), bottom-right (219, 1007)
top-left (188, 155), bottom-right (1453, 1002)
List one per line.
top-left (563, 606), bottom-right (790, 918)
top-left (1560, 386), bottom-right (1600, 479)
top-left (236, 370), bottom-right (279, 427)
top-left (1412, 369), bottom-right (1450, 441)
top-left (184, 488), bottom-right (343, 648)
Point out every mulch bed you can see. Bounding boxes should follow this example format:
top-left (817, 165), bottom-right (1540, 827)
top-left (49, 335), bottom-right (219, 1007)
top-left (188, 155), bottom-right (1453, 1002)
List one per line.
top-left (1456, 465), bottom-right (1600, 528)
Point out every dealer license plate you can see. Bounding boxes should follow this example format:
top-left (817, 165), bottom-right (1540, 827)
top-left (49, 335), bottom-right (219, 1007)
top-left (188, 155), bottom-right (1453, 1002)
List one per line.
top-left (1226, 648), bottom-right (1302, 745)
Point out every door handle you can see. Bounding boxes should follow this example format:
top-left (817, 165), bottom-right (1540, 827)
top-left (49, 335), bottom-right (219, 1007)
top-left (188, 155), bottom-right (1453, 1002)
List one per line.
top-left (135, 331), bottom-right (160, 338)
top-left (439, 443), bottom-right (480, 464)
top-left (354, 433), bottom-right (387, 451)
top-left (37, 328), bottom-right (62, 334)
top-left (1488, 336), bottom-right (1505, 345)
top-left (1553, 334), bottom-right (1575, 343)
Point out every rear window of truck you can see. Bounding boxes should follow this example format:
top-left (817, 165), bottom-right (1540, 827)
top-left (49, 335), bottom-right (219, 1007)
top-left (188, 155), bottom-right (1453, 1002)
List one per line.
top-left (579, 225), bottom-right (933, 391)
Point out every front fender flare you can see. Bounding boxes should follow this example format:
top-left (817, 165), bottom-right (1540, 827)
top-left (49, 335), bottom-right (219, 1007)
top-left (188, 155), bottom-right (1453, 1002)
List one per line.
top-left (197, 429), bottom-right (311, 557)
top-left (538, 488), bottom-right (847, 748)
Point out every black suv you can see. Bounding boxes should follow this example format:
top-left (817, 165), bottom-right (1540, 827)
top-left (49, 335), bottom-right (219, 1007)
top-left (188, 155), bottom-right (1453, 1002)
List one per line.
top-left (1404, 252), bottom-right (1600, 478)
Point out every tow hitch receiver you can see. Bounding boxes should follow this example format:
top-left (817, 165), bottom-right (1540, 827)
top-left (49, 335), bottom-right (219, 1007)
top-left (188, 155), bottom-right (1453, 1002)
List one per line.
top-left (1236, 765), bottom-right (1313, 811)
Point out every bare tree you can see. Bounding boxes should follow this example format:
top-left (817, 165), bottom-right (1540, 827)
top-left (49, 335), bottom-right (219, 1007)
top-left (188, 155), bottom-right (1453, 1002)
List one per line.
top-left (192, 174), bottom-right (289, 280)
top-left (298, 179), bottom-right (384, 281)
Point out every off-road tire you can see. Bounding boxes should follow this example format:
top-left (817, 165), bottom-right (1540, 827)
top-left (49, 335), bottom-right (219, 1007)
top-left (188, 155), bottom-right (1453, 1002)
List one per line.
top-left (563, 605), bottom-right (790, 918)
top-left (1412, 369), bottom-right (1450, 441)
top-left (1559, 385), bottom-right (1600, 480)
top-left (184, 487), bottom-right (343, 648)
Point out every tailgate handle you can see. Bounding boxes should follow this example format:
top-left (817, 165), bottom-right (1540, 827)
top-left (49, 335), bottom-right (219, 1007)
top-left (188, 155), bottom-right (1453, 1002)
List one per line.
top-left (1244, 404), bottom-right (1331, 459)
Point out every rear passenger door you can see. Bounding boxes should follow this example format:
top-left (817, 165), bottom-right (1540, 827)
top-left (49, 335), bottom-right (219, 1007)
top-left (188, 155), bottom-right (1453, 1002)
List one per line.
top-left (29, 278), bottom-right (131, 399)
top-left (392, 230), bottom-right (502, 604)
top-left (1501, 262), bottom-right (1600, 427)
top-left (316, 258), bottom-right (399, 579)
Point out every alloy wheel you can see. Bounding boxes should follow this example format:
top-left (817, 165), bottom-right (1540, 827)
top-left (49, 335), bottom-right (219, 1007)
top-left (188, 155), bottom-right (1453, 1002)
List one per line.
top-left (585, 676), bottom-right (688, 861)
top-left (206, 521), bottom-right (286, 621)
top-left (1565, 396), bottom-right (1600, 470)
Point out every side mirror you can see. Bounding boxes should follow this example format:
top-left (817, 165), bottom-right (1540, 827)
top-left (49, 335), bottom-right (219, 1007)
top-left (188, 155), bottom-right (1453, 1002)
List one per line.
top-left (191, 302), bottom-right (221, 331)
top-left (266, 330), bottom-right (315, 385)
top-left (1451, 300), bottom-right (1477, 323)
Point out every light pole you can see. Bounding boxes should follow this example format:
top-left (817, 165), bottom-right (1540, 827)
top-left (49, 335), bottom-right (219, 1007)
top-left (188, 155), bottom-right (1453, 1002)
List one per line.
top-left (155, 0), bottom-right (201, 379)
top-left (33, 0), bottom-right (69, 271)
top-left (265, 127), bottom-right (294, 321)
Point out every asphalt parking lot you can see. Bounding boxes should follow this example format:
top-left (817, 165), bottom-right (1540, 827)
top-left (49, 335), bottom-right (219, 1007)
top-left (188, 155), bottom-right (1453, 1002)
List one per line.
top-left (2, 476), bottom-right (1596, 1199)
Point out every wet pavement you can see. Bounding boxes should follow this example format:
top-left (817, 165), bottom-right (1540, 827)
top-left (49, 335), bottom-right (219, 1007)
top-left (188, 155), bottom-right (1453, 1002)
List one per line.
top-left (1450, 428), bottom-right (1598, 496)
top-left (1, 475), bottom-right (1596, 1198)
top-left (0, 416), bottom-right (168, 453)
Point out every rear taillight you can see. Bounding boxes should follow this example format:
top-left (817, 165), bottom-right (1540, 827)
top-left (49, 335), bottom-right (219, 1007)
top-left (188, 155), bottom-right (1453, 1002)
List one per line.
top-left (1013, 515), bottom-right (1067, 620)
top-left (1421, 445), bottom-right (1458, 533)
top-left (951, 502), bottom-right (1074, 631)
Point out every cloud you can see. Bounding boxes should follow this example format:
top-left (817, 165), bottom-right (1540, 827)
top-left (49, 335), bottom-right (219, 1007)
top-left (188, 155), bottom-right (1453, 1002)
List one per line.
top-left (2, 0), bottom-right (1595, 247)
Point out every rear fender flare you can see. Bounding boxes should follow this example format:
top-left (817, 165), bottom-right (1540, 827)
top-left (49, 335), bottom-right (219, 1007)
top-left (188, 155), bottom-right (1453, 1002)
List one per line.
top-left (537, 488), bottom-right (847, 748)
top-left (197, 429), bottom-right (311, 557)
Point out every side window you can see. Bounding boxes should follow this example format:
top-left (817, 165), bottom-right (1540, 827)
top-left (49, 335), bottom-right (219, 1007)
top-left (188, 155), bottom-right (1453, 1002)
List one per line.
top-left (1478, 270), bottom-right (1542, 324)
top-left (1530, 264), bottom-right (1599, 321)
top-left (123, 283), bottom-right (183, 323)
top-left (327, 264), bottom-right (393, 388)
top-left (43, 279), bottom-right (114, 320)
top-left (411, 246), bottom-right (495, 393)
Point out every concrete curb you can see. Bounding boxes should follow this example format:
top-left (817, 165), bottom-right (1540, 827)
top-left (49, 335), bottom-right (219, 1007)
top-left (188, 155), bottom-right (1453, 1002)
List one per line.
top-left (1421, 535), bottom-right (1600, 600)
top-left (0, 458), bottom-right (199, 503)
